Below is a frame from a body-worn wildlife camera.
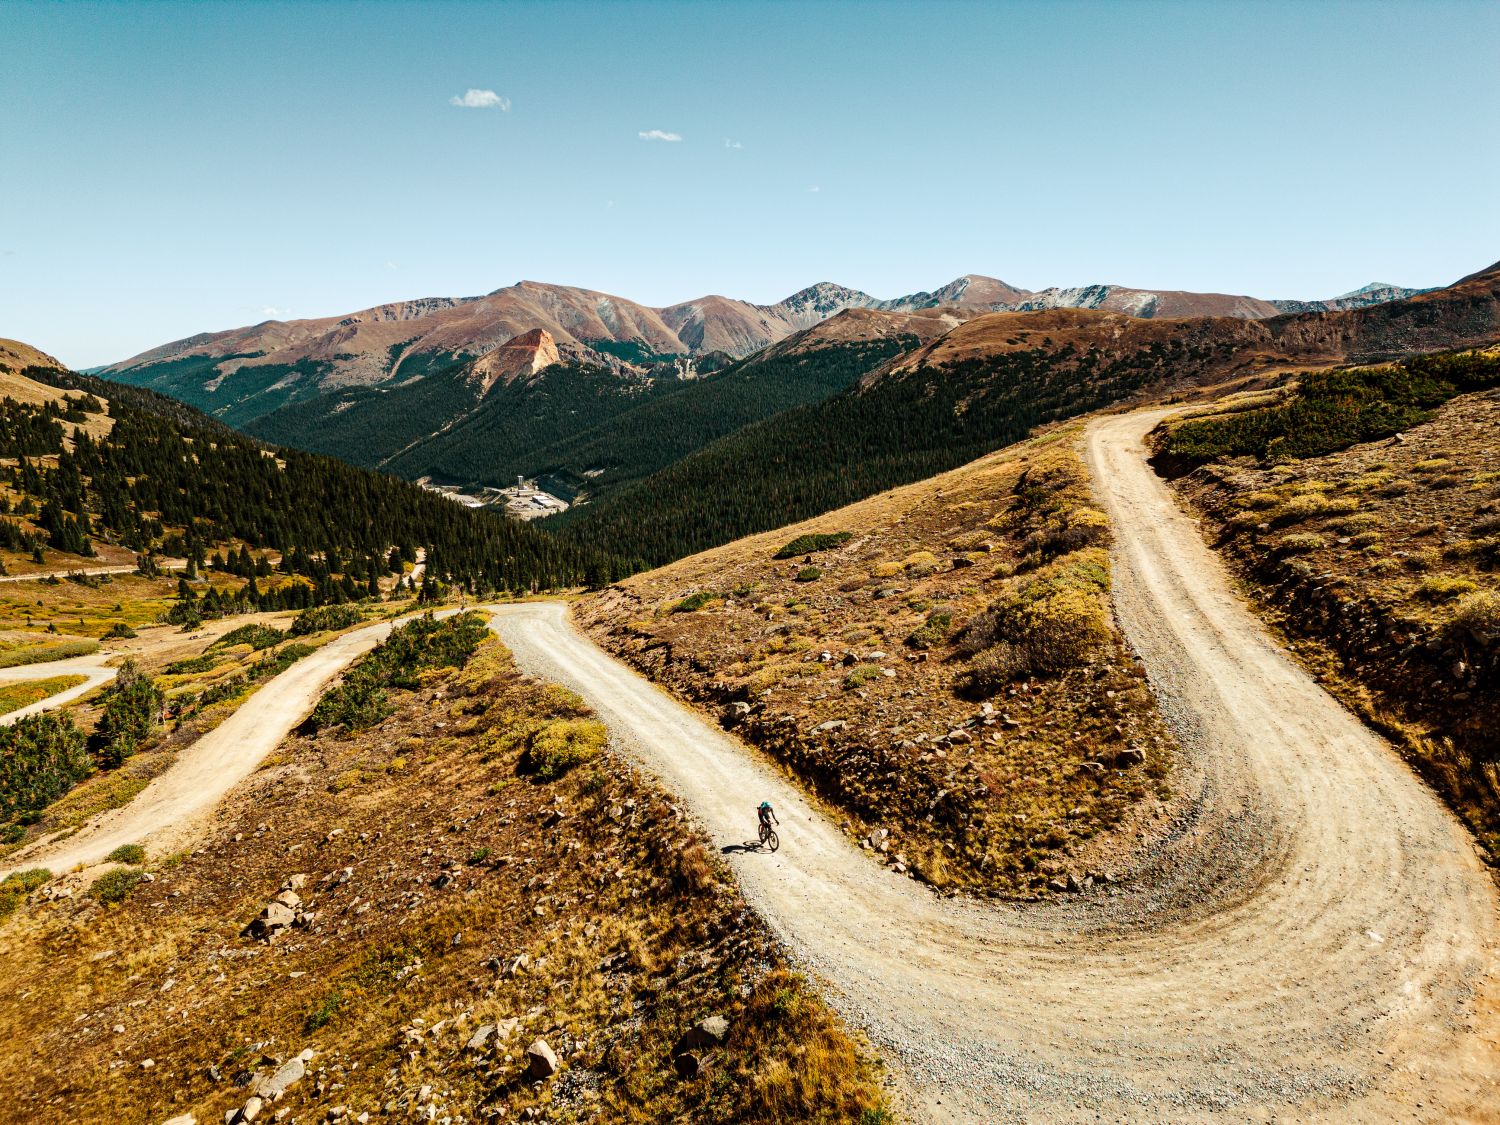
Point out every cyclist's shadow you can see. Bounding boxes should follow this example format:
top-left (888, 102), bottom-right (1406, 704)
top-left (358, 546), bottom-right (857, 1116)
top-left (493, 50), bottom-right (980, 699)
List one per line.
top-left (721, 840), bottom-right (771, 854)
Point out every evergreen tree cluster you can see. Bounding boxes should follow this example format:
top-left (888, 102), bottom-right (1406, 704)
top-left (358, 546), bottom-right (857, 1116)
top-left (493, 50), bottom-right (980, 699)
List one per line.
top-left (559, 338), bottom-right (1217, 567)
top-left (11, 365), bottom-right (624, 591)
top-left (0, 712), bottom-right (92, 821)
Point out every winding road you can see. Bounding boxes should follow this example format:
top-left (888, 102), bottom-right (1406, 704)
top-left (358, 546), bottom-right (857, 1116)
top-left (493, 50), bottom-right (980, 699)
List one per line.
top-left (0, 652), bottom-right (117, 725)
top-left (5, 411), bottom-right (1497, 1120)
top-left (491, 411), bottom-right (1500, 1122)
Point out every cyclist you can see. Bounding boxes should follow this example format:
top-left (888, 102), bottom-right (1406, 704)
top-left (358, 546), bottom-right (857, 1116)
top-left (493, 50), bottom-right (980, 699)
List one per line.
top-left (757, 800), bottom-right (779, 838)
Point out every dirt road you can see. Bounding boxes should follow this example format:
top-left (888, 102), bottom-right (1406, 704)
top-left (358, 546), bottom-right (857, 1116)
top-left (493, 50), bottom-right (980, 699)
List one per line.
top-left (0, 616), bottom-right (412, 877)
top-left (0, 652), bottom-right (116, 724)
top-left (489, 410), bottom-right (1500, 1122)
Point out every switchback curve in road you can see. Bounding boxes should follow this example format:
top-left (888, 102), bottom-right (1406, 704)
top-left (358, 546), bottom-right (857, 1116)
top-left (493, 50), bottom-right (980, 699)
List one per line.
top-left (489, 410), bottom-right (1500, 1123)
top-left (0, 652), bottom-right (117, 725)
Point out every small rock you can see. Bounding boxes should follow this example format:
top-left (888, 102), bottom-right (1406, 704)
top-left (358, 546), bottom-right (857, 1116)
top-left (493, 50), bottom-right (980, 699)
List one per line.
top-left (240, 1096), bottom-right (264, 1122)
top-left (812, 719), bottom-right (846, 734)
top-left (466, 1024), bottom-right (496, 1051)
top-left (250, 1057), bottom-right (305, 1101)
top-left (526, 1038), bottom-right (558, 1080)
top-left (675, 1014), bottom-right (731, 1053)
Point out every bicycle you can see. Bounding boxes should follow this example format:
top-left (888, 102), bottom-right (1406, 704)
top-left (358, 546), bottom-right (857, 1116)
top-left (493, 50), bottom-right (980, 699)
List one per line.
top-left (758, 820), bottom-right (779, 852)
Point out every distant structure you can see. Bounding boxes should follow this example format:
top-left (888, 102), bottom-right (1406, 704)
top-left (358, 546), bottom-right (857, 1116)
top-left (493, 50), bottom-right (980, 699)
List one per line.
top-left (497, 477), bottom-right (569, 521)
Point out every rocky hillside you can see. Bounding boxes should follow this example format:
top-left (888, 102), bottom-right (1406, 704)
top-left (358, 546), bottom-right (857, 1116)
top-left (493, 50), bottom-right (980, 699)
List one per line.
top-left (0, 627), bottom-right (892, 1123)
top-left (101, 271), bottom-right (1426, 427)
top-left (1151, 348), bottom-right (1500, 857)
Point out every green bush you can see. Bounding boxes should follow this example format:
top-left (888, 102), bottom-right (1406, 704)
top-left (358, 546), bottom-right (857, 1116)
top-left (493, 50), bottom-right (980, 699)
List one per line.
top-left (103, 622), bottom-right (137, 639)
top-left (521, 718), bottom-right (607, 781)
top-left (842, 665), bottom-right (881, 690)
top-left (904, 610), bottom-right (952, 649)
top-left (215, 623), bottom-right (285, 650)
top-left (165, 653), bottom-right (220, 675)
top-left (290, 604), bottom-right (364, 636)
top-left (795, 566), bottom-right (824, 582)
top-left (1165, 349), bottom-right (1500, 464)
top-left (671, 591), bottom-right (715, 613)
top-left (773, 531), bottom-right (852, 560)
top-left (309, 613), bottom-right (486, 733)
top-left (0, 712), bottom-right (91, 819)
top-left (0, 869), bottom-right (51, 920)
top-left (90, 660), bottom-right (164, 768)
top-left (90, 867), bottom-right (145, 905)
top-left (106, 843), bottom-right (146, 865)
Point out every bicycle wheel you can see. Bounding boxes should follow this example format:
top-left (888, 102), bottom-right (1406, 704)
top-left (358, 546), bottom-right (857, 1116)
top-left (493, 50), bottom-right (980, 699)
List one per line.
top-left (765, 829), bottom-right (779, 853)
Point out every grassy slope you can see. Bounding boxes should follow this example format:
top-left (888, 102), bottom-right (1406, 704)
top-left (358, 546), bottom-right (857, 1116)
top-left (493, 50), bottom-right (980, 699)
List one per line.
top-left (1156, 372), bottom-right (1500, 856)
top-left (579, 432), bottom-right (1177, 896)
top-left (0, 637), bottom-right (891, 1124)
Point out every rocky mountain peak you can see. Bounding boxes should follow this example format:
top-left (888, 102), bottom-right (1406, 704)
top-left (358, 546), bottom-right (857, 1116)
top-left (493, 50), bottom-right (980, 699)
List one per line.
top-left (468, 328), bottom-right (562, 394)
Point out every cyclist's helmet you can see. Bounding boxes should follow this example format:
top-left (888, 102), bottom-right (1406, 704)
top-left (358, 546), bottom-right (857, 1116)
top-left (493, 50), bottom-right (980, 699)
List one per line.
top-left (759, 801), bottom-right (772, 810)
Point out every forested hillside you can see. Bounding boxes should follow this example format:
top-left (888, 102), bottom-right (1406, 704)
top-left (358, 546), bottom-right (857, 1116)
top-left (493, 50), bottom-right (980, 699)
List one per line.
top-left (2, 360), bottom-right (623, 597)
top-left (392, 336), bottom-right (918, 501)
top-left (557, 336), bottom-right (1221, 566)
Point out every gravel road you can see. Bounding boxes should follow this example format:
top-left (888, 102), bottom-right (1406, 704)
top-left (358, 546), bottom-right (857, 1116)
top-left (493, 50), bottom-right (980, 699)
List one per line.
top-left (491, 410), bottom-right (1500, 1123)
top-left (0, 616), bottom-right (416, 878)
top-left (0, 652), bottom-right (117, 725)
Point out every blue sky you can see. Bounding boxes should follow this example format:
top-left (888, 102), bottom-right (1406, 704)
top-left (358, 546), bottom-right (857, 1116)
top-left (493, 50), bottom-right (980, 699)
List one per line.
top-left (2, 0), bottom-right (1497, 368)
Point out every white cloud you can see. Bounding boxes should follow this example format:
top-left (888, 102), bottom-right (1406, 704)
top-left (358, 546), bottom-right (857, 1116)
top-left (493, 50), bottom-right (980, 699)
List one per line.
top-left (384, 260), bottom-right (399, 271)
top-left (807, 185), bottom-right (821, 193)
top-left (260, 306), bottom-right (291, 320)
top-left (724, 138), bottom-right (743, 149)
top-left (638, 129), bottom-right (682, 142)
top-left (450, 88), bottom-right (510, 110)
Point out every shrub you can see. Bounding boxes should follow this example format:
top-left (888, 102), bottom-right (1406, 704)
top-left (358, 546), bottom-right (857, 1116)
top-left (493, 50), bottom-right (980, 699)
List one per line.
top-left (106, 843), bottom-right (146, 865)
top-left (520, 718), bottom-right (607, 781)
top-left (90, 660), bottom-right (164, 768)
top-left (773, 532), bottom-right (851, 559)
top-left (794, 566), bottom-right (823, 583)
top-left (1448, 590), bottom-right (1500, 643)
top-left (215, 623), bottom-right (285, 650)
top-left (1275, 533), bottom-right (1324, 555)
top-left (1164, 350), bottom-right (1500, 463)
top-left (843, 665), bottom-right (881, 690)
top-left (956, 550), bottom-right (1111, 693)
top-left (1417, 575), bottom-right (1479, 602)
top-left (309, 614), bottom-right (486, 733)
top-left (905, 610), bottom-right (952, 649)
top-left (90, 867), bottom-right (145, 905)
top-left (0, 869), bottom-right (50, 920)
top-left (290, 604), bottom-right (363, 636)
top-left (0, 712), bottom-right (91, 819)
top-left (103, 622), bottom-right (137, 639)
top-left (165, 653), bottom-right (219, 676)
top-left (671, 591), bottom-right (715, 613)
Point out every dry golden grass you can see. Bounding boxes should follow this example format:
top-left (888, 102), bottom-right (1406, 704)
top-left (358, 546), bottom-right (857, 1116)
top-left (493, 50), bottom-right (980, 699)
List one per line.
top-left (580, 430), bottom-right (1177, 897)
top-left (0, 639), bottom-right (891, 1124)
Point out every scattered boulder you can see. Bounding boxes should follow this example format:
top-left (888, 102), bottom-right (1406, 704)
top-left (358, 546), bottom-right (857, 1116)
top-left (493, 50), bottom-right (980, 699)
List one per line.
top-left (245, 900), bottom-right (295, 942)
top-left (675, 1014), bottom-right (731, 1053)
top-left (466, 1024), bottom-right (496, 1052)
top-left (1113, 746), bottom-right (1146, 768)
top-left (813, 719), bottom-right (846, 734)
top-left (526, 1038), bottom-right (558, 1080)
top-left (250, 1056), bottom-right (305, 1101)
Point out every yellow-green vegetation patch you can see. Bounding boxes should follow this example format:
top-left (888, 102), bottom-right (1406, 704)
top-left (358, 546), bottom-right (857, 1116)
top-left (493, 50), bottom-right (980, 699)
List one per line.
top-left (0, 674), bottom-right (86, 716)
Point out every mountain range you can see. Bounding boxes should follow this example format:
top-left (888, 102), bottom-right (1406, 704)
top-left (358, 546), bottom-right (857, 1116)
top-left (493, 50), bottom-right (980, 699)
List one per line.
top-left (102, 273), bottom-right (1429, 427)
